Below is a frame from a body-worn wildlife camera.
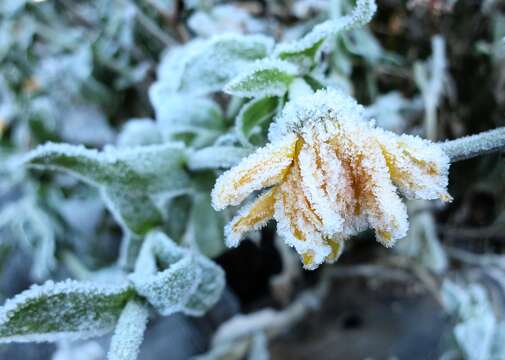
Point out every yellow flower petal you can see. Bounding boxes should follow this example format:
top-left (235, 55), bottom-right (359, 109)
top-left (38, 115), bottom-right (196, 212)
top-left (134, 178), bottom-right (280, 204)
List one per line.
top-left (297, 130), bottom-right (346, 236)
top-left (353, 141), bottom-right (409, 247)
top-left (375, 129), bottom-right (452, 201)
top-left (211, 133), bottom-right (298, 210)
top-left (274, 160), bottom-right (331, 270)
top-left (329, 127), bottom-right (408, 247)
top-left (325, 236), bottom-right (345, 263)
top-left (225, 188), bottom-right (276, 247)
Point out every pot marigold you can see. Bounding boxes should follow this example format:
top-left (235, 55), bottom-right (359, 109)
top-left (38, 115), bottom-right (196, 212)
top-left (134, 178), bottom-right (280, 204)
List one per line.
top-left (212, 89), bottom-right (451, 269)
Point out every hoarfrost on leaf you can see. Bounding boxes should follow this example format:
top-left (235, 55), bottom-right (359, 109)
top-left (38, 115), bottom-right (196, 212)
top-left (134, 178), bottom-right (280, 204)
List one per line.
top-left (0, 197), bottom-right (58, 280)
top-left (21, 142), bottom-right (189, 236)
top-left (129, 231), bottom-right (224, 316)
top-left (224, 59), bottom-right (299, 98)
top-left (187, 146), bottom-right (252, 170)
top-left (273, 0), bottom-right (377, 69)
top-left (235, 96), bottom-right (281, 146)
top-left (149, 90), bottom-right (225, 148)
top-left (0, 279), bottom-right (134, 343)
top-left (117, 119), bottom-right (162, 148)
top-left (155, 34), bottom-right (274, 95)
top-left (441, 280), bottom-right (502, 360)
top-left (188, 4), bottom-right (266, 37)
top-left (185, 192), bottom-right (226, 258)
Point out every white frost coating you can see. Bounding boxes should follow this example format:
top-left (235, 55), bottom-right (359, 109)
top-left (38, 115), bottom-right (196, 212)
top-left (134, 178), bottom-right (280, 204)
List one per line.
top-left (274, 0), bottom-right (377, 66)
top-left (297, 141), bottom-right (344, 235)
top-left (155, 33), bottom-right (274, 95)
top-left (268, 87), bottom-right (366, 142)
top-left (149, 90), bottom-right (225, 147)
top-left (188, 4), bottom-right (266, 37)
top-left (19, 142), bottom-right (189, 236)
top-left (223, 58), bottom-right (299, 98)
top-left (187, 146), bottom-right (252, 170)
top-left (117, 119), bottom-right (161, 147)
top-left (376, 129), bottom-right (451, 200)
top-left (107, 300), bottom-right (149, 360)
top-left (130, 256), bottom-right (201, 316)
top-left (440, 127), bottom-right (505, 162)
top-left (224, 189), bottom-right (276, 247)
top-left (0, 197), bottom-right (57, 280)
top-left (212, 88), bottom-right (451, 269)
top-left (129, 231), bottom-right (224, 317)
top-left (441, 280), bottom-right (502, 360)
top-left (0, 279), bottom-right (133, 343)
top-left (211, 132), bottom-right (298, 210)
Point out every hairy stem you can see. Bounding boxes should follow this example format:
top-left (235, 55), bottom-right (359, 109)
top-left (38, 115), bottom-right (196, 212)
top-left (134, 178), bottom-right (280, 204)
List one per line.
top-left (107, 300), bottom-right (149, 360)
top-left (439, 127), bottom-right (505, 162)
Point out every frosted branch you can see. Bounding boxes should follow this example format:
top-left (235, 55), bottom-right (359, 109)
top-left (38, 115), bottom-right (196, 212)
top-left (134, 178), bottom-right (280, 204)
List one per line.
top-left (439, 127), bottom-right (505, 162)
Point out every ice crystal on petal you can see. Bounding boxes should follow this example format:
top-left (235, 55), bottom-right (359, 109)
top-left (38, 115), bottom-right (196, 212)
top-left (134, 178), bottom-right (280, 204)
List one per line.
top-left (211, 133), bottom-right (298, 210)
top-left (212, 88), bottom-right (451, 269)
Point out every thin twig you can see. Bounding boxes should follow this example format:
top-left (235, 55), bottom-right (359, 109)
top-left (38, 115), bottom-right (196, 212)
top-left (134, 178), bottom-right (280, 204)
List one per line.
top-left (439, 127), bottom-right (505, 162)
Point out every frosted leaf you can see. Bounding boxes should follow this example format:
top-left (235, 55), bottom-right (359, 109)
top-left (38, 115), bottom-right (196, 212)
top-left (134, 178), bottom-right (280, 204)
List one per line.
top-left (212, 88), bottom-right (450, 269)
top-left (182, 251), bottom-right (226, 316)
top-left (21, 142), bottom-right (189, 235)
top-left (0, 198), bottom-right (58, 280)
top-left (188, 4), bottom-right (266, 37)
top-left (130, 257), bottom-right (199, 316)
top-left (342, 28), bottom-right (383, 63)
top-left (107, 300), bottom-right (149, 360)
top-left (185, 192), bottom-right (226, 258)
top-left (235, 97), bottom-right (281, 146)
top-left (60, 104), bottom-right (115, 147)
top-left (441, 280), bottom-right (499, 360)
top-left (274, 0), bottom-right (377, 69)
top-left (155, 40), bottom-right (206, 92)
top-left (156, 34), bottom-right (274, 95)
top-left (211, 133), bottom-right (298, 210)
top-left (187, 146), bottom-right (252, 171)
top-left (454, 316), bottom-right (496, 360)
top-left (117, 119), bottom-right (162, 147)
top-left (224, 59), bottom-right (299, 98)
top-left (149, 90), bottom-right (225, 148)
top-left (0, 279), bottom-right (134, 343)
top-left (129, 231), bottom-right (224, 316)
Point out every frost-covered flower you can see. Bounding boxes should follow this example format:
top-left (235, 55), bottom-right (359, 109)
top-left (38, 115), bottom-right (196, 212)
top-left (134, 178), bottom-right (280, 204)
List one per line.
top-left (212, 89), bottom-right (451, 269)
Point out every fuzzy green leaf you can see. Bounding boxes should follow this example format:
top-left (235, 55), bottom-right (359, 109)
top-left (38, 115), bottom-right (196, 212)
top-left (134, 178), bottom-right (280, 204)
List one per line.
top-left (129, 231), bottom-right (224, 316)
top-left (236, 96), bottom-right (281, 146)
top-left (0, 280), bottom-right (134, 343)
top-left (224, 59), bottom-right (298, 98)
top-left (186, 192), bottom-right (226, 258)
top-left (149, 90), bottom-right (226, 148)
top-left (274, 0), bottom-right (376, 70)
top-left (22, 143), bottom-right (189, 235)
top-left (156, 34), bottom-right (274, 95)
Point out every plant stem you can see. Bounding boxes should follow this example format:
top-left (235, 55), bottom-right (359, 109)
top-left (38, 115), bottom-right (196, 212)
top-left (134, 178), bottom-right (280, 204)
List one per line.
top-left (107, 299), bottom-right (149, 360)
top-left (439, 127), bottom-right (505, 162)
